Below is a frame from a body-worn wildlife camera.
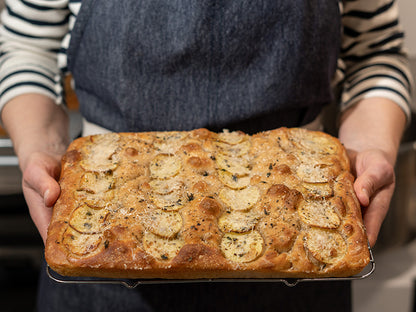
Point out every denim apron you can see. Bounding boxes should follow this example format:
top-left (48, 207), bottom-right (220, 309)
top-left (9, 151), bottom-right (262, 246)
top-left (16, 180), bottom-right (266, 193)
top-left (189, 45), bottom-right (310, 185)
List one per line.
top-left (38, 1), bottom-right (351, 311)
top-left (67, 0), bottom-right (340, 133)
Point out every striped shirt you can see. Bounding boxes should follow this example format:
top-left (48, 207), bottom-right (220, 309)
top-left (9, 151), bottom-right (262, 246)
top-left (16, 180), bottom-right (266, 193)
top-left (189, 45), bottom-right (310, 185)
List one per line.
top-left (0, 0), bottom-right (413, 121)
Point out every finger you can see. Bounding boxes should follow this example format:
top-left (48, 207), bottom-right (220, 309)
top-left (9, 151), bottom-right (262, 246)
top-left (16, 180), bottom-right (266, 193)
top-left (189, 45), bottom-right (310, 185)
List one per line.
top-left (353, 161), bottom-right (394, 207)
top-left (23, 160), bottom-right (61, 207)
top-left (23, 186), bottom-right (53, 244)
top-left (361, 184), bottom-right (394, 247)
top-left (22, 164), bottom-right (59, 244)
top-left (20, 153), bottom-right (62, 244)
top-left (345, 149), bottom-right (358, 176)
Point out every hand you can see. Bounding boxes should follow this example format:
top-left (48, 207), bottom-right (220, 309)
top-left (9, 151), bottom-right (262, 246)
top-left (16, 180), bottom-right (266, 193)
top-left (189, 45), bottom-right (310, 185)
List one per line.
top-left (21, 151), bottom-right (63, 244)
top-left (347, 148), bottom-right (396, 247)
top-left (1, 94), bottom-right (70, 244)
top-left (338, 97), bottom-right (406, 248)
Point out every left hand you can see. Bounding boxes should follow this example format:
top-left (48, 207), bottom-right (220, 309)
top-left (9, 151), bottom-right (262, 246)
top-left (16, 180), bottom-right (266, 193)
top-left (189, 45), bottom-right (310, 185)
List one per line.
top-left (347, 148), bottom-right (396, 247)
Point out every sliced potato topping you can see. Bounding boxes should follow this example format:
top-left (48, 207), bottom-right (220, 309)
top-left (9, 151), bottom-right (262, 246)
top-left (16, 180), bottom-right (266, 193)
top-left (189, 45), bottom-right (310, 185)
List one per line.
top-left (221, 231), bottom-right (264, 263)
top-left (143, 232), bottom-right (184, 261)
top-left (298, 199), bottom-right (341, 229)
top-left (305, 228), bottom-right (347, 264)
top-left (149, 178), bottom-right (183, 195)
top-left (144, 210), bottom-right (183, 238)
top-left (149, 191), bottom-right (184, 211)
top-left (294, 152), bottom-right (335, 167)
top-left (219, 186), bottom-right (260, 211)
top-left (69, 204), bottom-right (109, 234)
top-left (75, 189), bottom-right (115, 208)
top-left (289, 129), bottom-right (338, 155)
top-left (296, 163), bottom-right (332, 183)
top-left (214, 140), bottom-right (251, 157)
top-left (150, 154), bottom-right (182, 179)
top-left (154, 132), bottom-right (188, 152)
top-left (63, 227), bottom-right (102, 256)
top-left (218, 170), bottom-right (251, 189)
top-left (217, 130), bottom-right (246, 145)
top-left (79, 172), bottom-right (115, 194)
top-left (302, 182), bottom-right (333, 198)
top-left (56, 129), bottom-right (361, 271)
top-left (80, 155), bottom-right (118, 173)
top-left (218, 210), bottom-right (261, 233)
top-left (80, 133), bottom-right (120, 172)
top-left (216, 153), bottom-right (250, 176)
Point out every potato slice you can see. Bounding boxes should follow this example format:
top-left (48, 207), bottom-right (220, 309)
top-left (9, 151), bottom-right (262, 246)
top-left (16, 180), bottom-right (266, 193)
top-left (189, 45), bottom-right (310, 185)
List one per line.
top-left (218, 210), bottom-right (261, 233)
top-left (214, 140), bottom-right (251, 157)
top-left (80, 133), bottom-right (120, 172)
top-left (302, 182), bottom-right (333, 198)
top-left (154, 132), bottom-right (188, 153)
top-left (143, 210), bottom-right (183, 239)
top-left (217, 130), bottom-right (246, 145)
top-left (289, 129), bottom-right (338, 155)
top-left (305, 228), bottom-right (347, 264)
top-left (296, 163), bottom-right (333, 183)
top-left (216, 153), bottom-right (250, 176)
top-left (69, 204), bottom-right (109, 234)
top-left (219, 186), bottom-right (260, 211)
top-left (75, 189), bottom-right (115, 208)
top-left (143, 232), bottom-right (184, 261)
top-left (149, 191), bottom-right (184, 211)
top-left (149, 178), bottom-right (183, 195)
top-left (81, 154), bottom-right (118, 173)
top-left (218, 170), bottom-right (250, 189)
top-left (150, 154), bottom-right (182, 179)
top-left (298, 199), bottom-right (341, 229)
top-left (63, 227), bottom-right (102, 256)
top-left (79, 172), bottom-right (115, 194)
top-left (220, 231), bottom-right (264, 263)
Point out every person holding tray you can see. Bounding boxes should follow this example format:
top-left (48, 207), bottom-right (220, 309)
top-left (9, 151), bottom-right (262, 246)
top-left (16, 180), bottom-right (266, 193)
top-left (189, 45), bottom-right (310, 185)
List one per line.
top-left (0, 0), bottom-right (413, 311)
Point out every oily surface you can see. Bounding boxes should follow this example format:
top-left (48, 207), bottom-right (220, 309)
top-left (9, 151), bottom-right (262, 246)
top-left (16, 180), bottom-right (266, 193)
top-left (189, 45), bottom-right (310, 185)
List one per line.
top-left (45, 128), bottom-right (370, 279)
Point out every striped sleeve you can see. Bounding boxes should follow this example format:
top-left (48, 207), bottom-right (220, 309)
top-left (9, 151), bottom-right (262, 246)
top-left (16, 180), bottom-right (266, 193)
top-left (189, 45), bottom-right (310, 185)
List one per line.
top-left (339, 0), bottom-right (413, 122)
top-left (0, 0), bottom-right (70, 112)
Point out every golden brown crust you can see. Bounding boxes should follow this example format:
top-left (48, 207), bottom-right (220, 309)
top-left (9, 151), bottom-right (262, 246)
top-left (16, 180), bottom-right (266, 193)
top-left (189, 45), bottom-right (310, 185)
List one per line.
top-left (45, 128), bottom-right (370, 279)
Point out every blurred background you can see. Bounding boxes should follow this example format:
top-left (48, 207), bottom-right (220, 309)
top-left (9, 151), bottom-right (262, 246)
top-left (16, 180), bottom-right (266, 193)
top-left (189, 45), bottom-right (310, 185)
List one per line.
top-left (0, 0), bottom-right (415, 311)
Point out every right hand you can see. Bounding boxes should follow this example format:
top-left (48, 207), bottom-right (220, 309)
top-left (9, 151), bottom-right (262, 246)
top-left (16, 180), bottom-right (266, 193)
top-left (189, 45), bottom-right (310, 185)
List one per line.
top-left (21, 151), bottom-right (63, 244)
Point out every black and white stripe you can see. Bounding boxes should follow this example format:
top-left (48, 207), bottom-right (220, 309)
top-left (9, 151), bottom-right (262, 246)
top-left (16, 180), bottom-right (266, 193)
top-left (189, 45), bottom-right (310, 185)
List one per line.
top-left (339, 0), bottom-right (413, 120)
top-left (0, 0), bottom-right (70, 107)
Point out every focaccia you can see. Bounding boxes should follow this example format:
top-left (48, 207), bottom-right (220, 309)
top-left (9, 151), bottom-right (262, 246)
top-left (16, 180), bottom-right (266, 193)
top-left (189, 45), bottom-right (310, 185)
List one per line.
top-left (45, 127), bottom-right (370, 279)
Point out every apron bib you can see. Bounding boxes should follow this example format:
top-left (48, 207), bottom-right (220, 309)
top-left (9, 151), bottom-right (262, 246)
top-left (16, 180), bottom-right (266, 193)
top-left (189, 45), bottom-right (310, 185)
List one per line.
top-left (67, 0), bottom-right (340, 133)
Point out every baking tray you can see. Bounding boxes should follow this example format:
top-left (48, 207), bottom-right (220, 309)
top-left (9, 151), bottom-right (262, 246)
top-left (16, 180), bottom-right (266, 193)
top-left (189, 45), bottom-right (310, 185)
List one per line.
top-left (46, 243), bottom-right (375, 288)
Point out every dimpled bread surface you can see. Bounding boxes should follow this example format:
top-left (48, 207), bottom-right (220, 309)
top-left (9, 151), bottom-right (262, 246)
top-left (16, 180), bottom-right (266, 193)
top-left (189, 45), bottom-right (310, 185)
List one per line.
top-left (45, 128), bottom-right (370, 279)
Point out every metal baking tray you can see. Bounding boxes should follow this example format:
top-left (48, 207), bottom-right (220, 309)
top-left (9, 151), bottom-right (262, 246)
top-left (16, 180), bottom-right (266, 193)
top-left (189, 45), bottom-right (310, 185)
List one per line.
top-left (46, 243), bottom-right (375, 288)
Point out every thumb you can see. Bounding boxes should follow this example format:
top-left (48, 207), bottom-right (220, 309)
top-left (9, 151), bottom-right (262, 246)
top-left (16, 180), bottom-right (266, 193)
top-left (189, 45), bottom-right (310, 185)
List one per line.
top-left (22, 157), bottom-right (61, 207)
top-left (353, 159), bottom-right (394, 207)
top-left (22, 163), bottom-right (61, 244)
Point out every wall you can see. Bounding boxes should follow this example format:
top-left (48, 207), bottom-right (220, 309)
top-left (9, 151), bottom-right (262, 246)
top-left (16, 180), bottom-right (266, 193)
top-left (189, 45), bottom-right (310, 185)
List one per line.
top-left (398, 0), bottom-right (416, 57)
